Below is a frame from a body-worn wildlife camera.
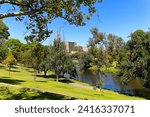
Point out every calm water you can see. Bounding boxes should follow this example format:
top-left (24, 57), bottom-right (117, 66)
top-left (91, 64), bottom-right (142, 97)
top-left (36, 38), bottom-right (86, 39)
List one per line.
top-left (77, 69), bottom-right (150, 99)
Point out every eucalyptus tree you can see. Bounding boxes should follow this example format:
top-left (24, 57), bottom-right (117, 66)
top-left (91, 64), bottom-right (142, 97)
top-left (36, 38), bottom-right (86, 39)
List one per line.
top-left (0, 42), bottom-right (8, 62)
top-left (0, 0), bottom-right (102, 42)
top-left (39, 45), bottom-right (50, 77)
top-left (0, 19), bottom-right (10, 40)
top-left (48, 36), bottom-right (67, 82)
top-left (48, 35), bottom-right (76, 81)
top-left (105, 34), bottom-right (125, 65)
top-left (118, 30), bottom-right (150, 88)
top-left (87, 28), bottom-right (110, 90)
top-left (0, 20), bottom-right (9, 62)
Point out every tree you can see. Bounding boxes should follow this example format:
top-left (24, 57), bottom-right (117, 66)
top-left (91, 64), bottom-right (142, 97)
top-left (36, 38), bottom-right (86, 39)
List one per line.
top-left (3, 52), bottom-right (17, 75)
top-left (20, 49), bottom-right (32, 67)
top-left (79, 52), bottom-right (92, 70)
top-left (0, 41), bottom-right (8, 62)
top-left (6, 38), bottom-right (22, 61)
top-left (30, 42), bottom-right (43, 81)
top-left (0, 0), bottom-right (102, 42)
top-left (20, 43), bottom-right (30, 66)
top-left (39, 46), bottom-right (50, 77)
top-left (0, 19), bottom-right (10, 40)
top-left (0, 20), bottom-right (9, 62)
top-left (49, 35), bottom-right (68, 82)
top-left (62, 53), bottom-right (77, 78)
top-left (118, 30), bottom-right (150, 88)
top-left (87, 28), bottom-right (110, 90)
top-left (105, 34), bottom-right (125, 65)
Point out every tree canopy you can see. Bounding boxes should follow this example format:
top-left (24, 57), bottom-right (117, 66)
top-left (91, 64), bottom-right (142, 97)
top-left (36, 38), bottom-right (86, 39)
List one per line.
top-left (118, 30), bottom-right (150, 88)
top-left (0, 19), bottom-right (10, 40)
top-left (3, 52), bottom-right (17, 75)
top-left (0, 0), bottom-right (102, 42)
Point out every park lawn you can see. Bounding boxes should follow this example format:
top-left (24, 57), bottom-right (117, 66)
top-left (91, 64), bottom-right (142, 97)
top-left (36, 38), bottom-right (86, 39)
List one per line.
top-left (0, 65), bottom-right (142, 100)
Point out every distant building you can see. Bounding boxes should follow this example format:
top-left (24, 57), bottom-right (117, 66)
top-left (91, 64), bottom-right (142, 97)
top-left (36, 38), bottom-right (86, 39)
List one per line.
top-left (65, 42), bottom-right (77, 53)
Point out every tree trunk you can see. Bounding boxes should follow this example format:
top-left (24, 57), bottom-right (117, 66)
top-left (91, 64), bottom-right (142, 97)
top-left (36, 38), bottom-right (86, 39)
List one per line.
top-left (33, 69), bottom-right (37, 82)
top-left (9, 65), bottom-right (11, 76)
top-left (44, 70), bottom-right (47, 77)
top-left (56, 74), bottom-right (59, 82)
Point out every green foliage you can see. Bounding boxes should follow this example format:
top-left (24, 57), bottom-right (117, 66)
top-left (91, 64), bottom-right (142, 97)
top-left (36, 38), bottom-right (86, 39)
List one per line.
top-left (0, 0), bottom-right (102, 42)
top-left (39, 46), bottom-right (50, 77)
top-left (3, 52), bottom-right (17, 72)
top-left (20, 49), bottom-right (32, 67)
top-left (0, 20), bottom-right (9, 62)
top-left (3, 52), bottom-right (17, 66)
top-left (72, 45), bottom-right (83, 52)
top-left (79, 52), bottom-right (92, 70)
top-left (6, 38), bottom-right (21, 61)
top-left (63, 54), bottom-right (77, 78)
top-left (49, 35), bottom-right (70, 81)
top-left (0, 41), bottom-right (8, 62)
top-left (0, 20), bottom-right (10, 40)
top-left (106, 34), bottom-right (125, 64)
top-left (118, 30), bottom-right (150, 88)
top-left (30, 42), bottom-right (43, 71)
top-left (86, 28), bottom-right (110, 89)
top-left (88, 28), bottom-right (110, 68)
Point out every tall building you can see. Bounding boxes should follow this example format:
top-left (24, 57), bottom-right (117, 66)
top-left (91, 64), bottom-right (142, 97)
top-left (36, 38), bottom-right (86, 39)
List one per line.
top-left (65, 42), bottom-right (77, 53)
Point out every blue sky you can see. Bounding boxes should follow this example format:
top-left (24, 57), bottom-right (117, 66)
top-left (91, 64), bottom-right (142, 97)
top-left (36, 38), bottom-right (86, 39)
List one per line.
top-left (1, 0), bottom-right (150, 46)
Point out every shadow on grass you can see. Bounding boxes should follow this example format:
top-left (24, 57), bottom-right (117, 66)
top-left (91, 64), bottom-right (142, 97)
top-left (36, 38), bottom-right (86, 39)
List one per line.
top-left (36, 80), bottom-right (48, 83)
top-left (36, 74), bottom-right (74, 84)
top-left (28, 71), bottom-right (34, 73)
top-left (6, 70), bottom-right (20, 72)
top-left (59, 78), bottom-right (74, 84)
top-left (37, 74), bottom-right (56, 78)
top-left (0, 87), bottom-right (77, 100)
top-left (94, 93), bottom-right (104, 96)
top-left (0, 65), bottom-right (5, 69)
top-left (0, 77), bottom-right (24, 85)
top-left (11, 66), bottom-right (19, 69)
top-left (37, 74), bottom-right (73, 83)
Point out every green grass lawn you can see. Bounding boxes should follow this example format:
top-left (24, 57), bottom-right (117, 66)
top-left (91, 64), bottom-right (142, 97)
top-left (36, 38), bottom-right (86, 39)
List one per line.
top-left (0, 64), bottom-right (142, 100)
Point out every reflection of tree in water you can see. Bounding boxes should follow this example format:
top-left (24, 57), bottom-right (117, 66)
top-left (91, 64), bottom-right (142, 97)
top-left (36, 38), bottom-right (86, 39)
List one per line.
top-left (78, 70), bottom-right (150, 99)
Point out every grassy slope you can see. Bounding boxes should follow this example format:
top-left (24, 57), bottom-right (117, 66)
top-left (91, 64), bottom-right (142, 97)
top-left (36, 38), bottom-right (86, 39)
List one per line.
top-left (0, 65), bottom-right (142, 100)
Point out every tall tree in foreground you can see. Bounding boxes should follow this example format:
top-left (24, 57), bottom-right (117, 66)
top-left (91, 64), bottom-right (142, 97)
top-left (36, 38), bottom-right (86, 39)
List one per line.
top-left (118, 30), bottom-right (150, 88)
top-left (49, 36), bottom-right (66, 82)
top-left (87, 28), bottom-right (109, 90)
top-left (0, 0), bottom-right (102, 42)
top-left (3, 52), bottom-right (17, 76)
top-left (39, 46), bottom-right (50, 77)
top-left (49, 35), bottom-right (74, 82)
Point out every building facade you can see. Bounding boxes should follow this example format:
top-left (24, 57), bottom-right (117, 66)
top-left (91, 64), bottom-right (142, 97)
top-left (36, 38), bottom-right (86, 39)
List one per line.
top-left (65, 42), bottom-right (77, 53)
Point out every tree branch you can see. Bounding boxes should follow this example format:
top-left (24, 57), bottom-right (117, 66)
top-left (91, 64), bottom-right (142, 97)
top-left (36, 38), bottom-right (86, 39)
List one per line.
top-left (0, 0), bottom-right (34, 10)
top-left (0, 11), bottom-right (35, 19)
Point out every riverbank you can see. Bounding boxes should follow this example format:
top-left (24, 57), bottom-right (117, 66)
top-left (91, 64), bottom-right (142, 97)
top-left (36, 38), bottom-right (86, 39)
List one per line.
top-left (88, 66), bottom-right (118, 73)
top-left (0, 65), bottom-right (142, 100)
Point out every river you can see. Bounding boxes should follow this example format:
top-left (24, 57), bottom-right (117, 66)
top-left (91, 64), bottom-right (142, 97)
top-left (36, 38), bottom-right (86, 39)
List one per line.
top-left (76, 69), bottom-right (150, 99)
